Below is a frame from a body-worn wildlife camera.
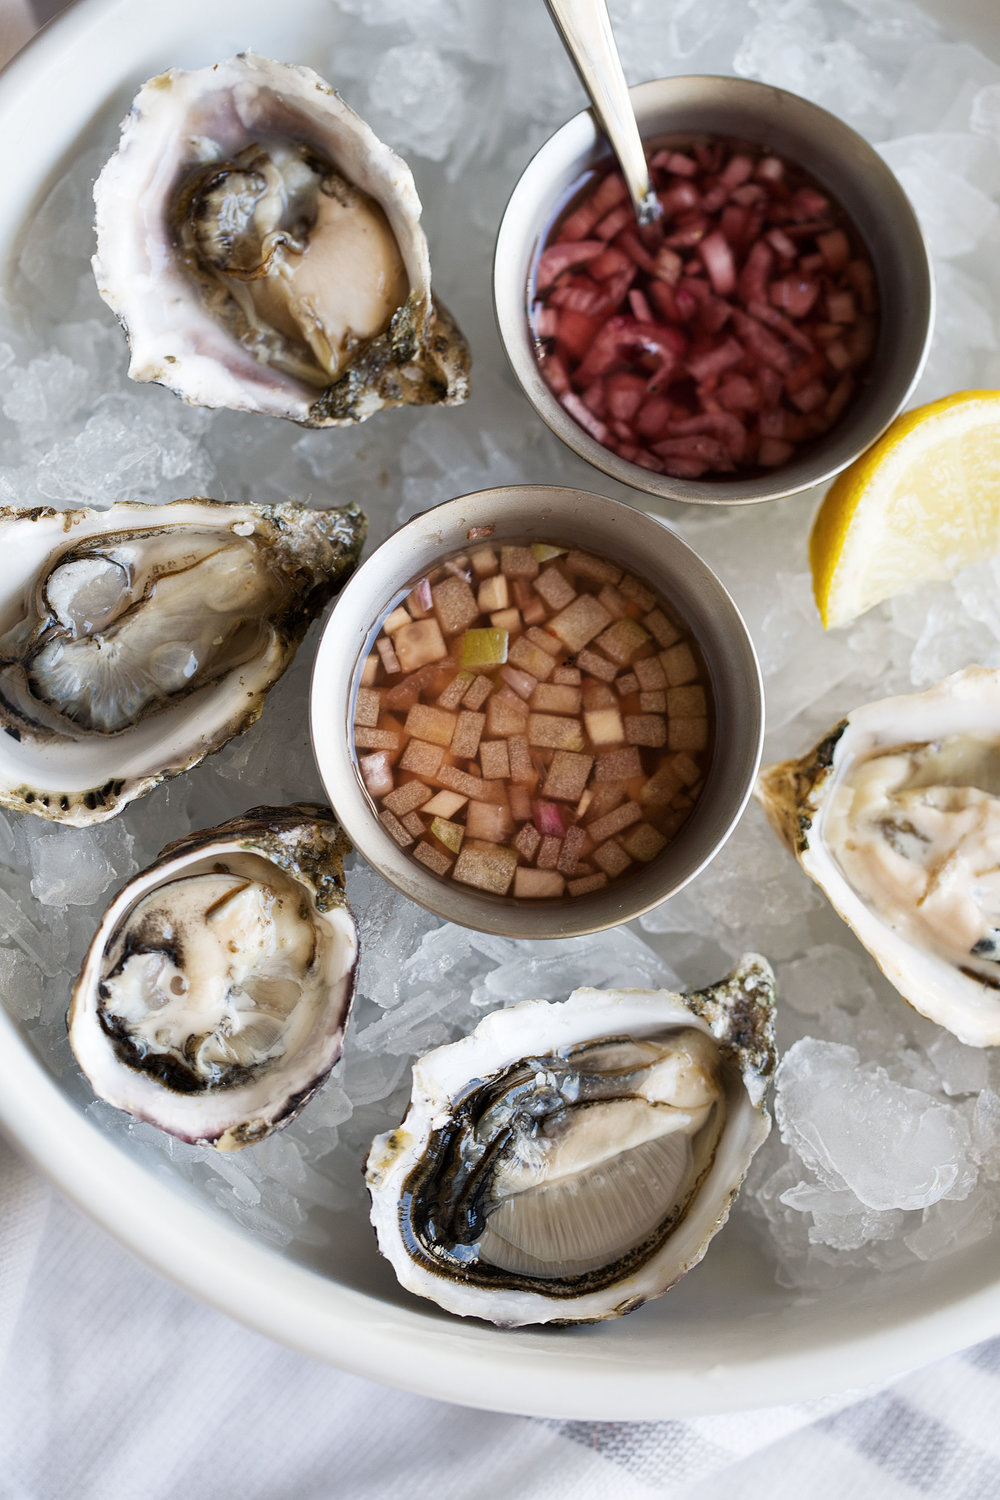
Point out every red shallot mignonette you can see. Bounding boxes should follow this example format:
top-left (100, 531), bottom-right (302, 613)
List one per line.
top-left (531, 136), bottom-right (879, 481)
top-left (351, 541), bottom-right (713, 900)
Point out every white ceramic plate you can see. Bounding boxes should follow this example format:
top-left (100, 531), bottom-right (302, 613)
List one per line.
top-left (1, 0), bottom-right (999, 1421)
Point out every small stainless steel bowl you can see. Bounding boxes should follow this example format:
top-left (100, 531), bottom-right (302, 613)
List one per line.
top-left (309, 484), bottom-right (763, 938)
top-left (494, 75), bottom-right (935, 507)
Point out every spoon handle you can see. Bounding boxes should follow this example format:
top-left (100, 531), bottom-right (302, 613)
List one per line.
top-left (544, 0), bottom-right (661, 226)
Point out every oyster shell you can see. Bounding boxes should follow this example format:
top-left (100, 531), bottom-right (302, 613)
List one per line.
top-left (756, 666), bottom-right (1000, 1047)
top-left (93, 54), bottom-right (471, 426)
top-left (0, 497), bottom-right (365, 824)
top-left (68, 804), bottom-right (358, 1150)
top-left (365, 955), bottom-right (775, 1326)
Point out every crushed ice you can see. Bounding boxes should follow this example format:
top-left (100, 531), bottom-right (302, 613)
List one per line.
top-left (1, 0), bottom-right (1000, 1288)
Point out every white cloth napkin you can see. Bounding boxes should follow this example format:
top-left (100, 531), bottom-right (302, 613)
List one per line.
top-left (1, 1137), bottom-right (998, 1500)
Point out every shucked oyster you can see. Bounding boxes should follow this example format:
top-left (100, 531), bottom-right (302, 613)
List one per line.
top-left (366, 956), bottom-right (776, 1326)
top-left (93, 54), bottom-right (470, 426)
top-left (68, 804), bottom-right (358, 1150)
top-left (0, 498), bottom-right (365, 824)
top-left (756, 666), bottom-right (1000, 1047)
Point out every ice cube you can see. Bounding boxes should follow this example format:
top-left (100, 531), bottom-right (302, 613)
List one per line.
top-left (776, 1039), bottom-right (978, 1211)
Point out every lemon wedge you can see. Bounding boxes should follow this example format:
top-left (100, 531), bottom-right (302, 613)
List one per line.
top-left (810, 390), bottom-right (1000, 629)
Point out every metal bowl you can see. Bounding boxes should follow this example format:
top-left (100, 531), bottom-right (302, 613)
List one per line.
top-left (309, 484), bottom-right (763, 937)
top-left (493, 74), bottom-right (935, 507)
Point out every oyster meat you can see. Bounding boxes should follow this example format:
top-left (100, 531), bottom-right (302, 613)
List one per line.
top-left (93, 54), bottom-right (470, 426)
top-left (0, 498), bottom-right (365, 824)
top-left (365, 956), bottom-right (775, 1325)
top-left (68, 804), bottom-right (358, 1150)
top-left (756, 665), bottom-right (1000, 1047)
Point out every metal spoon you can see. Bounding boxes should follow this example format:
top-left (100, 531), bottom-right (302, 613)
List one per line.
top-left (544, 0), bottom-right (661, 228)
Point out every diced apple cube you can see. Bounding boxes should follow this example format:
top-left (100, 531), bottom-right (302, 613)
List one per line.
top-left (594, 747), bottom-right (642, 782)
top-left (436, 671), bottom-right (475, 709)
top-left (531, 682), bottom-right (582, 715)
top-left (477, 574), bottom-right (509, 613)
top-left (586, 783), bottom-right (627, 819)
top-left (566, 549), bottom-right (621, 585)
top-left (533, 567), bottom-right (576, 612)
top-left (520, 597), bottom-right (546, 626)
top-left (354, 727), bottom-right (400, 751)
top-left (594, 617), bottom-right (650, 665)
top-left (383, 605), bottom-right (412, 635)
top-left (532, 543), bottom-right (567, 562)
top-left (423, 789), bottom-right (467, 818)
top-left (625, 714), bottom-right (667, 747)
top-left (514, 868), bottom-right (566, 899)
top-left (508, 736), bottom-right (536, 784)
top-left (528, 714), bottom-right (586, 751)
top-left (453, 841), bottom-right (518, 894)
top-left (552, 665), bottom-right (581, 685)
top-left (634, 657), bottom-right (666, 690)
top-left (499, 664), bottom-right (538, 699)
top-left (508, 636), bottom-right (556, 681)
top-left (394, 618), bottom-right (448, 673)
top-left (557, 825), bottom-right (587, 875)
top-left (661, 641), bottom-right (698, 685)
top-left (622, 823), bottom-right (668, 861)
top-left (432, 575), bottom-right (479, 634)
top-left (383, 781), bottom-right (432, 816)
top-left (593, 839), bottom-right (632, 878)
top-left (479, 740), bottom-right (511, 780)
top-left (514, 822), bottom-right (542, 861)
top-left (414, 842), bottom-right (453, 876)
top-left (380, 809), bottom-right (414, 847)
top-left (668, 717), bottom-right (709, 752)
top-left (462, 628), bottom-right (509, 668)
top-left (541, 750), bottom-right (593, 802)
top-left (360, 653), bottom-right (379, 686)
top-left (537, 836), bottom-right (562, 869)
top-left (567, 872), bottom-right (608, 897)
top-left (430, 816), bottom-right (465, 853)
top-left (576, 649), bottom-right (619, 683)
top-left (597, 584), bottom-right (628, 619)
top-left (500, 545), bottom-right (539, 578)
top-left (466, 800), bottom-right (514, 842)
top-left (587, 801), bottom-right (641, 843)
top-left (400, 738), bottom-right (445, 776)
top-left (436, 765), bottom-right (487, 799)
top-left (638, 762), bottom-right (684, 813)
top-left (491, 608), bottom-right (522, 632)
top-left (463, 675), bottom-right (493, 710)
top-left (508, 783), bottom-right (532, 822)
top-left (359, 751), bottom-right (394, 798)
top-left (668, 685), bottom-right (708, 716)
top-left (644, 609), bottom-right (681, 648)
top-left (582, 679), bottom-right (617, 710)
top-left (584, 708), bottom-right (625, 746)
top-left (619, 573), bottom-right (656, 611)
top-left (526, 627), bottom-right (564, 658)
top-left (405, 703), bottom-right (457, 746)
top-left (484, 694), bottom-right (527, 737)
top-left (451, 709), bottom-right (486, 759)
top-left (354, 687), bottom-right (381, 727)
top-left (469, 546), bottom-right (499, 577)
top-left (549, 595), bottom-right (613, 652)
